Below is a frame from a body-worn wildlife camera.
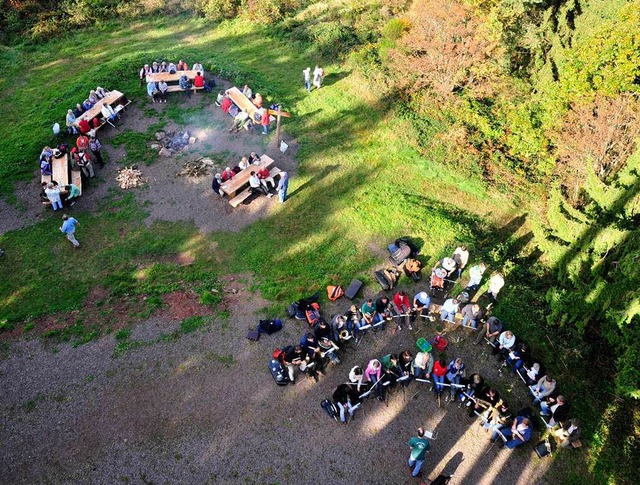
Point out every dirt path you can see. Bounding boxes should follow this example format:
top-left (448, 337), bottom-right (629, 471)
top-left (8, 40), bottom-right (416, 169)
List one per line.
top-left (0, 280), bottom-right (552, 485)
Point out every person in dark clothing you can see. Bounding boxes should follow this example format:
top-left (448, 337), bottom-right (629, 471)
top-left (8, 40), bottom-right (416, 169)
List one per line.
top-left (469, 386), bottom-right (499, 418)
top-left (282, 345), bottom-right (306, 384)
top-left (314, 321), bottom-right (340, 364)
top-left (211, 173), bottom-right (224, 197)
top-left (332, 384), bottom-right (361, 423)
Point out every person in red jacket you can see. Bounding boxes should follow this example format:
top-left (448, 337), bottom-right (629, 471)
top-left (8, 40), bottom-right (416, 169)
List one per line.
top-left (194, 71), bottom-right (205, 88)
top-left (393, 290), bottom-right (411, 331)
top-left (432, 359), bottom-right (447, 397)
top-left (221, 96), bottom-right (232, 114)
top-left (78, 118), bottom-right (91, 134)
top-left (221, 167), bottom-right (234, 181)
top-left (257, 166), bottom-right (275, 196)
top-left (261, 108), bottom-right (270, 135)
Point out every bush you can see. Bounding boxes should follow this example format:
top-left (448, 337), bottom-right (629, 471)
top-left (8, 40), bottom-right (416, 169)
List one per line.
top-left (246, 0), bottom-right (300, 23)
top-left (308, 21), bottom-right (360, 57)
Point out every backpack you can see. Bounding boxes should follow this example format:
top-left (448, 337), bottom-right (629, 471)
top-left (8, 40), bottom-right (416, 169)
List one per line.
top-left (375, 270), bottom-right (392, 290)
top-left (389, 241), bottom-right (412, 265)
top-left (259, 318), bottom-right (282, 335)
top-left (287, 303), bottom-right (298, 318)
top-left (327, 285), bottom-right (344, 301)
top-left (269, 358), bottom-right (290, 386)
top-left (321, 399), bottom-right (339, 421)
top-left (273, 345), bottom-right (292, 364)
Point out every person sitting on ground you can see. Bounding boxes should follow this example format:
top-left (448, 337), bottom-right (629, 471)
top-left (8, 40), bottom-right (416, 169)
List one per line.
top-left (177, 59), bottom-right (188, 71)
top-left (412, 291), bottom-right (431, 324)
top-left (147, 80), bottom-right (159, 103)
top-left (314, 320), bottom-right (340, 364)
top-left (412, 351), bottom-right (434, 379)
top-left (540, 395), bottom-right (569, 428)
top-left (460, 303), bottom-right (484, 329)
top-left (487, 272), bottom-right (505, 303)
top-left (474, 315), bottom-right (503, 346)
top-left (88, 90), bottom-right (99, 105)
top-left (192, 61), bottom-right (204, 74)
top-left (465, 262), bottom-right (486, 292)
top-left (45, 183), bottom-right (63, 211)
top-left (74, 103), bottom-right (85, 118)
top-left (95, 86), bottom-right (107, 99)
top-left (556, 419), bottom-right (581, 449)
top-left (66, 109), bottom-right (78, 134)
top-left (432, 358), bottom-right (447, 396)
top-left (167, 62), bottom-right (177, 74)
top-left (333, 384), bottom-right (360, 424)
top-left (404, 257), bottom-right (423, 282)
top-left (211, 173), bottom-right (224, 197)
top-left (221, 167), bottom-right (235, 181)
top-left (179, 73), bottom-right (192, 97)
top-left (257, 165), bottom-right (276, 195)
top-left (249, 171), bottom-right (268, 196)
top-left (492, 416), bottom-right (532, 449)
top-left (375, 295), bottom-right (393, 321)
top-left (220, 95), bottom-right (233, 114)
top-left (229, 110), bottom-right (250, 133)
top-left (194, 71), bottom-right (205, 89)
top-left (349, 365), bottom-right (368, 395)
top-left (393, 290), bottom-right (411, 331)
top-left (493, 330), bottom-right (516, 357)
top-left (139, 64), bottom-right (151, 86)
top-left (440, 297), bottom-right (459, 323)
top-left (101, 102), bottom-right (117, 122)
top-left (365, 359), bottom-right (384, 401)
top-left (530, 375), bottom-right (557, 405)
top-left (298, 333), bottom-right (324, 375)
top-left (242, 84), bottom-right (253, 99)
top-left (469, 387), bottom-right (501, 418)
top-left (452, 245), bottom-right (470, 278)
top-left (253, 92), bottom-right (263, 108)
top-left (445, 357), bottom-right (466, 401)
top-left (249, 152), bottom-right (261, 164)
top-left (283, 345), bottom-right (306, 385)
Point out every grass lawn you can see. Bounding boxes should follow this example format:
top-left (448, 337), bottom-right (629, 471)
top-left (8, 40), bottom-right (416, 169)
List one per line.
top-left (0, 11), bottom-right (621, 485)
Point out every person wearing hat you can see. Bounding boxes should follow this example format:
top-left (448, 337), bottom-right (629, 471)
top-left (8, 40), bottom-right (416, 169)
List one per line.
top-left (211, 173), bottom-right (224, 197)
top-left (474, 315), bottom-right (503, 346)
top-left (66, 109), bottom-right (78, 134)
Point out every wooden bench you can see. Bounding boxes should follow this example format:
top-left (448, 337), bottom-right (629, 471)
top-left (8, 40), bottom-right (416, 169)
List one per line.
top-left (229, 166), bottom-right (282, 208)
top-left (165, 85), bottom-right (204, 94)
top-left (146, 70), bottom-right (197, 84)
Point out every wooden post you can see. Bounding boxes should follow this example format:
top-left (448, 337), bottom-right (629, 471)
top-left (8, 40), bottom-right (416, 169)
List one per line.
top-left (275, 104), bottom-right (282, 148)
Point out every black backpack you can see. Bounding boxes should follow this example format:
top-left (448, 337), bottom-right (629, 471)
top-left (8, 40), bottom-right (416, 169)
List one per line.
top-left (375, 270), bottom-right (392, 290)
top-left (259, 318), bottom-right (283, 335)
top-left (321, 399), bottom-right (339, 421)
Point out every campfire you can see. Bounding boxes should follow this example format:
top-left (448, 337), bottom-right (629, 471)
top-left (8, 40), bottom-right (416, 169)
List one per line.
top-left (153, 130), bottom-right (196, 157)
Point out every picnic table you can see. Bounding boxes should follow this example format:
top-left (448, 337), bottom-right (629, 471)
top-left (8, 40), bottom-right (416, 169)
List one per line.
top-left (226, 87), bottom-right (260, 121)
top-left (146, 70), bottom-right (197, 83)
top-left (75, 90), bottom-right (126, 129)
top-left (221, 155), bottom-right (275, 198)
top-left (40, 152), bottom-right (82, 203)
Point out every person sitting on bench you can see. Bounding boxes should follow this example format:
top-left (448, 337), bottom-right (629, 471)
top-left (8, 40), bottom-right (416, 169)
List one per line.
top-left (503, 341), bottom-right (530, 375)
top-left (435, 257), bottom-right (457, 278)
top-left (283, 345), bottom-right (306, 384)
top-left (194, 71), bottom-right (205, 89)
top-left (493, 330), bottom-right (516, 358)
top-left (519, 361), bottom-right (542, 386)
top-left (177, 59), bottom-right (188, 71)
top-left (159, 61), bottom-right (168, 73)
top-left (192, 61), bottom-right (204, 74)
top-left (221, 167), bottom-right (235, 181)
top-left (381, 353), bottom-right (402, 387)
top-left (253, 92), bottom-right (263, 108)
top-left (530, 375), bottom-right (556, 405)
top-left (465, 262), bottom-right (486, 292)
top-left (469, 387), bottom-right (500, 418)
top-left (242, 84), bottom-right (252, 99)
top-left (158, 80), bottom-right (168, 103)
top-left (393, 290), bottom-right (411, 331)
top-left (461, 373), bottom-right (484, 406)
top-left (540, 395), bottom-right (569, 427)
top-left (95, 86), bottom-right (107, 99)
top-left (249, 152), bottom-right (261, 164)
top-left (238, 156), bottom-right (250, 171)
top-left (82, 98), bottom-right (94, 111)
top-left (440, 297), bottom-right (459, 323)
top-left (483, 401), bottom-right (511, 436)
top-left (432, 358), bottom-right (447, 396)
top-left (40, 157), bottom-right (52, 175)
top-left (460, 303), bottom-right (484, 329)
top-left (412, 351), bottom-right (434, 379)
top-left (66, 110), bottom-right (78, 134)
top-left (375, 295), bottom-right (393, 321)
top-left (168, 62), bottom-right (177, 74)
top-left (211, 173), bottom-right (224, 197)
top-left (88, 90), bottom-right (99, 105)
top-left (101, 102), bottom-right (117, 122)
top-left (147, 80), bottom-right (159, 103)
top-left (330, 314), bottom-right (350, 343)
top-left (78, 117), bottom-right (91, 134)
top-left (445, 357), bottom-right (466, 401)
top-left (492, 416), bottom-right (532, 449)
top-left (556, 419), bottom-right (581, 449)
top-left (179, 73), bottom-right (192, 97)
top-left (412, 291), bottom-right (431, 323)
top-left (399, 350), bottom-right (413, 381)
top-left (361, 298), bottom-right (382, 331)
top-left (365, 359), bottom-right (384, 401)
top-left (332, 384), bottom-right (360, 423)
top-left (349, 365), bottom-right (368, 395)
top-left (299, 332), bottom-right (324, 375)
top-left (257, 166), bottom-right (276, 195)
top-left (344, 304), bottom-right (362, 336)
top-left (229, 111), bottom-right (250, 133)
top-left (314, 320), bottom-right (340, 364)
top-left (474, 316), bottom-right (502, 346)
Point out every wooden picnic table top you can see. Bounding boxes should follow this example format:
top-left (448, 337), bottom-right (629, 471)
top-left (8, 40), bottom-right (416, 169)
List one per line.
top-left (226, 87), bottom-right (260, 121)
top-left (146, 70), bottom-right (197, 83)
top-left (51, 153), bottom-right (69, 186)
top-left (75, 90), bottom-right (124, 125)
top-left (221, 155), bottom-right (275, 197)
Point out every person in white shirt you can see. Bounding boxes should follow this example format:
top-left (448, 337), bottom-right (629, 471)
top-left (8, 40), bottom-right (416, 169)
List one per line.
top-left (452, 246), bottom-right (470, 278)
top-left (249, 171), bottom-right (268, 196)
top-left (488, 272), bottom-right (505, 302)
top-left (238, 156), bottom-right (250, 171)
top-left (440, 298), bottom-right (459, 323)
top-left (242, 84), bottom-right (253, 99)
top-left (303, 67), bottom-right (311, 92)
top-left (101, 102), bottom-right (117, 122)
top-left (192, 62), bottom-right (204, 74)
top-left (45, 183), bottom-right (63, 211)
top-left (465, 263), bottom-right (486, 291)
top-left (158, 80), bottom-right (168, 103)
top-left (313, 65), bottom-right (324, 89)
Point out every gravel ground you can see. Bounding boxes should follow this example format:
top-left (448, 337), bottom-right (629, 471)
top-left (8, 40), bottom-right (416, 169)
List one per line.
top-left (0, 275), bottom-right (553, 485)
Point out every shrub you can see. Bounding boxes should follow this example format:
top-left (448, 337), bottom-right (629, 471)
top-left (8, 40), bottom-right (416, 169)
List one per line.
top-left (195, 0), bottom-right (241, 21)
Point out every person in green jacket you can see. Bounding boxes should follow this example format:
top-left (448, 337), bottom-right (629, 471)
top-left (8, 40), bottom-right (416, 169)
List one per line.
top-left (408, 427), bottom-right (430, 477)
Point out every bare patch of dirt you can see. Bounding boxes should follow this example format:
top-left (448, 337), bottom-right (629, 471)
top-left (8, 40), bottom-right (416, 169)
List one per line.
top-left (158, 290), bottom-right (211, 321)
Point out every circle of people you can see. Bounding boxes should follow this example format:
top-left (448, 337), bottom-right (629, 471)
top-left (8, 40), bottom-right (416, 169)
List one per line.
top-left (277, 245), bottom-right (581, 469)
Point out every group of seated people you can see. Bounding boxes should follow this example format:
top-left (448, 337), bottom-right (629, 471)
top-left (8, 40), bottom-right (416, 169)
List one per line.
top-left (141, 60), bottom-right (208, 101)
top-left (40, 180), bottom-right (81, 210)
top-left (64, 86), bottom-right (117, 135)
top-left (211, 152), bottom-right (276, 197)
top-left (217, 85), bottom-right (272, 135)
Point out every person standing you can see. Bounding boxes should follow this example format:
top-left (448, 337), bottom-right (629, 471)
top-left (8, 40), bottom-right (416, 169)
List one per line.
top-left (66, 109), bottom-right (78, 134)
top-left (303, 67), bottom-right (311, 92)
top-left (313, 65), bottom-right (324, 90)
top-left (60, 214), bottom-right (80, 248)
top-left (261, 108), bottom-right (270, 135)
top-left (407, 428), bottom-right (430, 478)
top-left (45, 183), bottom-right (63, 211)
top-left (277, 171), bottom-right (289, 204)
top-left (89, 136), bottom-right (104, 168)
top-left (488, 272), bottom-right (505, 303)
